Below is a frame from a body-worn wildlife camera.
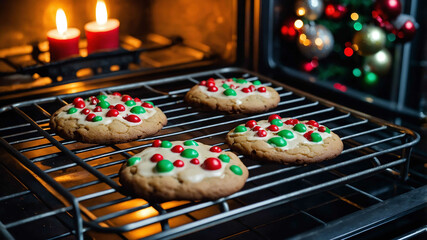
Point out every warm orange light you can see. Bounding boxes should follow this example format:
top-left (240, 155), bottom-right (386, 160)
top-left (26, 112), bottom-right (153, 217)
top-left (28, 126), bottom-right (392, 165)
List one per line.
top-left (297, 7), bottom-right (306, 16)
top-left (294, 19), bottom-right (304, 29)
top-left (96, 0), bottom-right (108, 25)
top-left (56, 8), bottom-right (68, 35)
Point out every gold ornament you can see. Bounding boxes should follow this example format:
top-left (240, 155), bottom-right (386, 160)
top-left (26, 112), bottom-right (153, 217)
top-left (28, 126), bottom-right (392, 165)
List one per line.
top-left (297, 23), bottom-right (334, 59)
top-left (363, 48), bottom-right (392, 76)
top-left (353, 25), bottom-right (386, 56)
top-left (295, 0), bottom-right (324, 21)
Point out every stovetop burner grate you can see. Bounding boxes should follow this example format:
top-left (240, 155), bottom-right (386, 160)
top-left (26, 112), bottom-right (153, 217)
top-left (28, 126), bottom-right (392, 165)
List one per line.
top-left (0, 68), bottom-right (421, 239)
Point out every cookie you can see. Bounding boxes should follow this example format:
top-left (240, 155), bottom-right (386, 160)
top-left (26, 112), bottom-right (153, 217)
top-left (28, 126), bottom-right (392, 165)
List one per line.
top-left (119, 140), bottom-right (248, 201)
top-left (184, 78), bottom-right (280, 114)
top-left (226, 114), bottom-right (343, 164)
top-left (50, 92), bottom-right (167, 144)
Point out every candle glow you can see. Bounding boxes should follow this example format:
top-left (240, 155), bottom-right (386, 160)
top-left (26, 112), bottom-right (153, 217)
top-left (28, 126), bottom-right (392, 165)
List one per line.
top-left (96, 1), bottom-right (108, 25)
top-left (56, 8), bottom-right (68, 35)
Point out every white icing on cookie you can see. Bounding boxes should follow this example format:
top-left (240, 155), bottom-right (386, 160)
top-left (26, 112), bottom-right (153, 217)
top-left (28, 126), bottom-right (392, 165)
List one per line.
top-left (199, 79), bottom-right (270, 104)
top-left (57, 94), bottom-right (157, 126)
top-left (128, 141), bottom-right (239, 183)
top-left (231, 118), bottom-right (332, 151)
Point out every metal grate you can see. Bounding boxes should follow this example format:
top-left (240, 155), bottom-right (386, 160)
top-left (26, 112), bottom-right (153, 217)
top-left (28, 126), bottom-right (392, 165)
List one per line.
top-left (0, 68), bottom-right (420, 239)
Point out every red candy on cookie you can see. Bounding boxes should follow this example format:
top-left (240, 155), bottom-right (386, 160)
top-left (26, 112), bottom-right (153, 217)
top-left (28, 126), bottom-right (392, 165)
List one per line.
top-left (125, 114), bottom-right (141, 123)
top-left (152, 140), bottom-right (162, 147)
top-left (203, 158), bottom-right (222, 170)
top-left (151, 154), bottom-right (163, 162)
top-left (171, 145), bottom-right (184, 153)
top-left (115, 104), bottom-right (126, 111)
top-left (106, 109), bottom-right (119, 117)
top-left (245, 120), bottom-right (257, 128)
top-left (173, 160), bottom-right (185, 167)
top-left (210, 146), bottom-right (222, 153)
top-left (285, 119), bottom-right (300, 125)
top-left (268, 114), bottom-right (282, 122)
top-left (306, 120), bottom-right (319, 128)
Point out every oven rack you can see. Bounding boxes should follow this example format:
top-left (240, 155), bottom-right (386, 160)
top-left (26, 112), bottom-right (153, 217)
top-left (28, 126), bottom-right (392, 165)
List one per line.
top-left (0, 68), bottom-right (420, 239)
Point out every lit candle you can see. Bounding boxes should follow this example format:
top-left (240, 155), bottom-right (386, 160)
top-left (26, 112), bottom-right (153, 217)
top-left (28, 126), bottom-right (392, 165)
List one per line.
top-left (47, 9), bottom-right (80, 61)
top-left (85, 0), bottom-right (120, 54)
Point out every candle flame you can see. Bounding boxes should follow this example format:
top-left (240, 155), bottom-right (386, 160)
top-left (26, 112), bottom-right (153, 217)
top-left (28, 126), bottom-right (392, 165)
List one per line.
top-left (96, 0), bottom-right (108, 25)
top-left (56, 8), bottom-right (68, 35)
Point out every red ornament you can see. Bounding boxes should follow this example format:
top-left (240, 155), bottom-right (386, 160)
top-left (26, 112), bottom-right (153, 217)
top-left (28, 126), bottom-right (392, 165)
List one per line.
top-left (253, 126), bottom-right (262, 132)
top-left (121, 95), bottom-right (132, 102)
top-left (115, 104), bottom-right (126, 111)
top-left (171, 145), bottom-right (184, 153)
top-left (125, 114), bottom-right (141, 123)
top-left (173, 160), bottom-right (185, 167)
top-left (245, 120), bottom-right (257, 128)
top-left (142, 102), bottom-right (153, 108)
top-left (306, 120), bottom-right (319, 128)
top-left (202, 158), bottom-right (222, 170)
top-left (318, 126), bottom-right (327, 132)
top-left (325, 4), bottom-right (347, 19)
top-left (152, 140), bottom-right (162, 147)
top-left (86, 113), bottom-right (96, 121)
top-left (134, 97), bottom-right (141, 103)
top-left (151, 154), bottom-right (163, 162)
top-left (242, 88), bottom-right (252, 93)
top-left (74, 101), bottom-right (86, 109)
top-left (210, 146), bottom-right (222, 153)
top-left (304, 130), bottom-right (314, 141)
top-left (285, 119), bottom-right (300, 125)
top-left (257, 130), bottom-right (267, 137)
top-left (208, 86), bottom-right (218, 92)
top-left (200, 80), bottom-right (207, 86)
top-left (106, 109), bottom-right (119, 117)
top-left (190, 158), bottom-right (200, 165)
top-left (268, 114), bottom-right (282, 122)
top-left (268, 125), bottom-right (279, 132)
top-left (280, 17), bottom-right (298, 41)
top-left (392, 14), bottom-right (418, 42)
top-left (258, 87), bottom-right (266, 92)
top-left (112, 92), bottom-right (121, 96)
top-left (73, 97), bottom-right (84, 105)
top-left (81, 108), bottom-right (90, 115)
top-left (374, 0), bottom-right (402, 21)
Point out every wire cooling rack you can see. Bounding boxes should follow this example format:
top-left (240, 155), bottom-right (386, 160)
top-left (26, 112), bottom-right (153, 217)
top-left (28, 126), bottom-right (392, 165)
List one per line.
top-left (0, 68), bottom-right (419, 239)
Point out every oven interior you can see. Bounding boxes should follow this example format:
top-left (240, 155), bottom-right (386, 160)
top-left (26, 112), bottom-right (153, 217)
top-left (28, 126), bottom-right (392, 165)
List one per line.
top-left (0, 68), bottom-right (424, 239)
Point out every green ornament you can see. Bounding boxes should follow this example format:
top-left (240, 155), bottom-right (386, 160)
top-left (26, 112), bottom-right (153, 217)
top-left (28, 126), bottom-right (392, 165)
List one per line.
top-left (67, 107), bottom-right (77, 114)
top-left (130, 106), bottom-right (146, 114)
top-left (156, 160), bottom-right (174, 173)
top-left (223, 89), bottom-right (237, 96)
top-left (97, 101), bottom-right (110, 109)
top-left (230, 165), bottom-right (243, 176)
top-left (222, 83), bottom-right (230, 89)
top-left (293, 123), bottom-right (307, 133)
top-left (253, 80), bottom-right (261, 85)
top-left (97, 95), bottom-right (108, 101)
top-left (267, 137), bottom-right (287, 147)
top-left (93, 116), bottom-right (103, 122)
top-left (160, 141), bottom-right (172, 148)
top-left (234, 125), bottom-right (248, 133)
top-left (310, 132), bottom-right (322, 142)
top-left (218, 154), bottom-right (230, 163)
top-left (145, 101), bottom-right (154, 107)
top-left (181, 149), bottom-right (199, 158)
top-left (127, 156), bottom-right (141, 166)
top-left (278, 130), bottom-right (294, 139)
top-left (236, 78), bottom-right (248, 84)
top-left (270, 119), bottom-right (283, 127)
top-left (184, 140), bottom-right (199, 146)
top-left (125, 100), bottom-right (136, 107)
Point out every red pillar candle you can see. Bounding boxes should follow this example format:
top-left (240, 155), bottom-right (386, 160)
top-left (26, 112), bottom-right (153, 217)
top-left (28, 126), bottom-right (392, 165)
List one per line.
top-left (47, 9), bottom-right (80, 61)
top-left (84, 1), bottom-right (120, 54)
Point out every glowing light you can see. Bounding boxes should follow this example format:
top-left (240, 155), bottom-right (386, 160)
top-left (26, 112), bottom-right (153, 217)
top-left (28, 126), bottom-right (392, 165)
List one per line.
top-left (325, 4), bottom-right (335, 17)
top-left (404, 21), bottom-right (414, 29)
top-left (389, 0), bottom-right (398, 7)
top-left (96, 0), bottom-right (108, 25)
top-left (365, 72), bottom-right (378, 85)
top-left (352, 44), bottom-right (359, 51)
top-left (333, 83), bottom-right (347, 92)
top-left (351, 12), bottom-right (359, 21)
top-left (353, 22), bottom-right (363, 31)
top-left (56, 8), bottom-right (68, 35)
top-left (299, 34), bottom-right (307, 41)
top-left (344, 47), bottom-right (354, 57)
top-left (294, 19), bottom-right (304, 29)
top-left (370, 29), bottom-right (381, 41)
top-left (315, 38), bottom-right (323, 47)
top-left (303, 39), bottom-right (311, 46)
top-left (387, 33), bottom-right (396, 42)
top-left (281, 26), bottom-right (288, 35)
top-left (345, 42), bottom-right (352, 47)
top-left (297, 7), bottom-right (306, 16)
top-left (353, 68), bottom-right (362, 77)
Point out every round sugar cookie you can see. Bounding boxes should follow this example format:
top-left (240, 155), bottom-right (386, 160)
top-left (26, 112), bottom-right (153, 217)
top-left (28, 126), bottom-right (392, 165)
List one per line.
top-left (119, 140), bottom-right (248, 201)
top-left (50, 93), bottom-right (167, 144)
top-left (226, 114), bottom-right (343, 164)
top-left (184, 78), bottom-right (280, 114)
